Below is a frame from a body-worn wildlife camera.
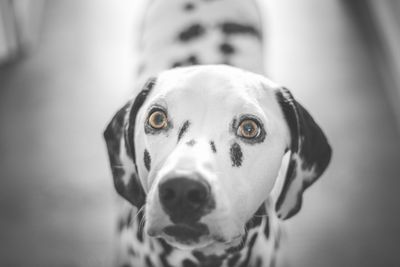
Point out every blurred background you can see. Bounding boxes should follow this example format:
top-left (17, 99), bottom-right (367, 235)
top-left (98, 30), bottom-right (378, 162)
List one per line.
top-left (0, 0), bottom-right (399, 266)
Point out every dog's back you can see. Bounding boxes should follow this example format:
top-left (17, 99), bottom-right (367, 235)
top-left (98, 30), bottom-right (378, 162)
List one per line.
top-left (136, 0), bottom-right (265, 82)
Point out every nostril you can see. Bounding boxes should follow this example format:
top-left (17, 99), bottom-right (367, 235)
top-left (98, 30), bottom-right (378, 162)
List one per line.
top-left (160, 187), bottom-right (175, 202)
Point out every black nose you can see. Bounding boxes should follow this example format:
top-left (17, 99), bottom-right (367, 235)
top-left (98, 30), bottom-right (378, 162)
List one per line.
top-left (159, 177), bottom-right (213, 224)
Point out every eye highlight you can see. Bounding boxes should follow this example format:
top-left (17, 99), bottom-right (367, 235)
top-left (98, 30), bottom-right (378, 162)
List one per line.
top-left (148, 110), bottom-right (168, 129)
top-left (237, 119), bottom-right (260, 139)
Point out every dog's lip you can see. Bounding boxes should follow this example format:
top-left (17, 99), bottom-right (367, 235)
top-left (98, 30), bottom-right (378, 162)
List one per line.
top-left (212, 233), bottom-right (242, 244)
top-left (163, 223), bottom-right (209, 242)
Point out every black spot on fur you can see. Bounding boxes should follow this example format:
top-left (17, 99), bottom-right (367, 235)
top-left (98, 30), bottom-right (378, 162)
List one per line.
top-left (114, 173), bottom-right (146, 209)
top-left (158, 238), bottom-right (173, 267)
top-left (172, 62), bottom-right (183, 68)
top-left (230, 118), bottom-right (237, 132)
top-left (117, 210), bottom-right (133, 232)
top-left (136, 208), bottom-right (145, 242)
top-left (120, 263), bottom-right (132, 267)
top-left (220, 22), bottom-right (261, 39)
top-left (111, 168), bottom-right (125, 184)
top-left (183, 259), bottom-right (198, 267)
top-left (226, 230), bottom-right (247, 254)
top-left (230, 142), bottom-right (243, 167)
top-left (245, 204), bottom-right (266, 230)
top-left (145, 256), bottom-right (155, 267)
top-left (179, 24), bottom-right (206, 42)
top-left (219, 43), bottom-right (235, 55)
top-left (184, 2), bottom-right (196, 11)
top-left (178, 121), bottom-right (191, 142)
top-left (188, 55), bottom-right (199, 65)
top-left (238, 233), bottom-right (258, 267)
top-left (264, 216), bottom-right (270, 239)
top-left (144, 149), bottom-right (151, 171)
top-left (210, 141), bottom-right (217, 153)
top-left (171, 55), bottom-right (200, 68)
top-left (186, 139), bottom-right (196, 146)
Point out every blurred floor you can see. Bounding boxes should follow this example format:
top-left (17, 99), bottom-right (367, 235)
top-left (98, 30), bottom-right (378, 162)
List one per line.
top-left (0, 1), bottom-right (399, 267)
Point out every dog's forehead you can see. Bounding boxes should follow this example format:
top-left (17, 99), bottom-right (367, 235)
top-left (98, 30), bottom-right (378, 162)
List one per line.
top-left (150, 66), bottom-right (281, 113)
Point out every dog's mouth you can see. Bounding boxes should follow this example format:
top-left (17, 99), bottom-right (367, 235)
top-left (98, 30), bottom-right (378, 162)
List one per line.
top-left (160, 223), bottom-right (244, 250)
top-left (163, 223), bottom-right (209, 244)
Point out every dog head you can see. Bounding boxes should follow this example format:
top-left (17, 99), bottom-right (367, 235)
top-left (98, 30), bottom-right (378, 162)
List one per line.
top-left (104, 65), bottom-right (331, 249)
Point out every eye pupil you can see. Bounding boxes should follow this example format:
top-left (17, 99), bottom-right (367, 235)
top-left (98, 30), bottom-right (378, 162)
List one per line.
top-left (154, 114), bottom-right (164, 124)
top-left (243, 123), bottom-right (254, 133)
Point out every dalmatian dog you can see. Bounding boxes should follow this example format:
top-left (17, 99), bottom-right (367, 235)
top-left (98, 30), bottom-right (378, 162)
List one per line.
top-left (104, 0), bottom-right (332, 266)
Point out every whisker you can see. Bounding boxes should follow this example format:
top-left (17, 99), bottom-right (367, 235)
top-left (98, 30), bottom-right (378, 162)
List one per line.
top-left (135, 208), bottom-right (144, 223)
top-left (134, 206), bottom-right (146, 232)
top-left (252, 214), bottom-right (268, 218)
top-left (136, 206), bottom-right (145, 217)
top-left (139, 214), bottom-right (146, 232)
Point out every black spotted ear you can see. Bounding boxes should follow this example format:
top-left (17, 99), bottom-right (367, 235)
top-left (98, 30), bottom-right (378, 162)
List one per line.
top-left (275, 87), bottom-right (332, 220)
top-left (103, 77), bottom-right (157, 207)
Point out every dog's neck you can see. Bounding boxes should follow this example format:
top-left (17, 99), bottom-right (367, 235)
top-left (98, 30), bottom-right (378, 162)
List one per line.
top-left (118, 202), bottom-right (281, 267)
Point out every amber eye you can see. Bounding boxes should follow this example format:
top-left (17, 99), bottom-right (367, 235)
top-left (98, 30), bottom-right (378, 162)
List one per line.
top-left (238, 119), bottom-right (260, 139)
top-left (148, 110), bottom-right (168, 129)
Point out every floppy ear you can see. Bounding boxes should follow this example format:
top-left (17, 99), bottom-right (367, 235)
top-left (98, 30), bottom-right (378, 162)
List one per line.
top-left (275, 87), bottom-right (332, 220)
top-left (103, 77), bottom-right (157, 207)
